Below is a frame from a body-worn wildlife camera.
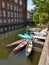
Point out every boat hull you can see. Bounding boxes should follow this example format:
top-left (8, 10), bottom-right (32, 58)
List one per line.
top-left (13, 42), bottom-right (27, 54)
top-left (26, 41), bottom-right (33, 57)
top-left (5, 39), bottom-right (25, 48)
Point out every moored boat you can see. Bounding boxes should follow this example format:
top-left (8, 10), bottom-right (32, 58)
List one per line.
top-left (5, 39), bottom-right (25, 48)
top-left (26, 40), bottom-right (33, 57)
top-left (33, 32), bottom-right (46, 40)
top-left (13, 41), bottom-right (27, 54)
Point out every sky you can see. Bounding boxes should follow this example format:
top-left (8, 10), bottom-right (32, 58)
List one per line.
top-left (27, 0), bottom-right (36, 11)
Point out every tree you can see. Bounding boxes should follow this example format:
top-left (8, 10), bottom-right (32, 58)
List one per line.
top-left (32, 0), bottom-right (49, 25)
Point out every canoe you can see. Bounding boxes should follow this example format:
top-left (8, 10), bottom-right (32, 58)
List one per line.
top-left (18, 34), bottom-right (26, 38)
top-left (5, 39), bottom-right (25, 48)
top-left (18, 33), bottom-right (34, 39)
top-left (26, 40), bottom-right (33, 57)
top-left (13, 41), bottom-right (27, 54)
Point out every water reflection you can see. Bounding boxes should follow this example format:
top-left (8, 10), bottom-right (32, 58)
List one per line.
top-left (0, 49), bottom-right (28, 65)
top-left (27, 50), bottom-right (41, 65)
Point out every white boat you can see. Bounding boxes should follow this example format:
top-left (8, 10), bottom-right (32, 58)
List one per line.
top-left (33, 32), bottom-right (46, 40)
top-left (26, 40), bottom-right (33, 57)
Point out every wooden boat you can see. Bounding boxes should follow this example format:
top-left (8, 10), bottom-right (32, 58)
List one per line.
top-left (13, 41), bottom-right (27, 54)
top-left (26, 40), bottom-right (33, 57)
top-left (5, 39), bottom-right (25, 48)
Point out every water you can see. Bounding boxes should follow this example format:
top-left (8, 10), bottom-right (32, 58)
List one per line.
top-left (0, 48), bottom-right (41, 65)
top-left (0, 29), bottom-right (42, 65)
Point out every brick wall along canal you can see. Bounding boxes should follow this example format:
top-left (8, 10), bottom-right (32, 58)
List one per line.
top-left (0, 28), bottom-right (42, 65)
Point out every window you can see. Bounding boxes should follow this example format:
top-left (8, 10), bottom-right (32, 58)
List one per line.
top-left (15, 26), bottom-right (17, 29)
top-left (11, 12), bottom-right (13, 17)
top-left (8, 12), bottom-right (10, 17)
top-left (10, 4), bottom-right (13, 10)
top-left (15, 19), bottom-right (16, 22)
top-left (12, 26), bottom-right (14, 30)
top-left (8, 19), bottom-right (10, 22)
top-left (14, 13), bottom-right (16, 17)
top-left (0, 28), bottom-right (3, 32)
top-left (19, 13), bottom-right (22, 18)
top-left (0, 11), bottom-right (2, 17)
top-left (14, 6), bottom-right (18, 11)
top-left (2, 2), bottom-right (5, 8)
top-left (19, 8), bottom-right (22, 12)
top-left (9, 27), bottom-right (11, 30)
top-left (0, 19), bottom-right (2, 23)
top-left (3, 11), bottom-right (6, 17)
top-left (11, 19), bottom-right (13, 22)
top-left (17, 7), bottom-right (18, 11)
top-left (17, 13), bottom-right (18, 17)
top-left (7, 3), bottom-right (10, 9)
top-left (20, 8), bottom-right (22, 12)
top-left (20, 0), bottom-right (22, 5)
top-left (15, 0), bottom-right (18, 3)
top-left (14, 6), bottom-right (16, 11)
top-left (4, 27), bottom-right (7, 31)
top-left (4, 19), bottom-right (6, 23)
top-left (17, 19), bottom-right (18, 22)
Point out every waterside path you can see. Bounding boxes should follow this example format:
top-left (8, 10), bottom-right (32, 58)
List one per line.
top-left (38, 31), bottom-right (49, 65)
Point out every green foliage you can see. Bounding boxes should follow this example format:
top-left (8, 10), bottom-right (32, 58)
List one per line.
top-left (32, 0), bottom-right (49, 25)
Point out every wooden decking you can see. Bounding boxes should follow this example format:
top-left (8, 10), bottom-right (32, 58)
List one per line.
top-left (38, 31), bottom-right (49, 65)
top-left (40, 28), bottom-right (48, 34)
top-left (33, 39), bottom-right (44, 45)
top-left (33, 47), bottom-right (42, 52)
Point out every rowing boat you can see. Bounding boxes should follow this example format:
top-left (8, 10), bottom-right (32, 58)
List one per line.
top-left (13, 41), bottom-right (27, 54)
top-left (26, 40), bottom-right (33, 57)
top-left (5, 39), bottom-right (25, 48)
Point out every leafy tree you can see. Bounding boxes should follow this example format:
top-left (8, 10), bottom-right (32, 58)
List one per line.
top-left (32, 0), bottom-right (49, 25)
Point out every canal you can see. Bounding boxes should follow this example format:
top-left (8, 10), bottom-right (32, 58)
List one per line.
top-left (0, 28), bottom-right (42, 65)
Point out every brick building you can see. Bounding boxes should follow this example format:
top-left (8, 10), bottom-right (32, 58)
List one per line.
top-left (0, 0), bottom-right (27, 33)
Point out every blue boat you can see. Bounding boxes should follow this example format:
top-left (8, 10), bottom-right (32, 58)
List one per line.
top-left (18, 34), bottom-right (26, 38)
top-left (18, 33), bottom-right (34, 39)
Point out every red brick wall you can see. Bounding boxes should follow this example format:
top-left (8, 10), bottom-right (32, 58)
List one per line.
top-left (0, 0), bottom-right (27, 24)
